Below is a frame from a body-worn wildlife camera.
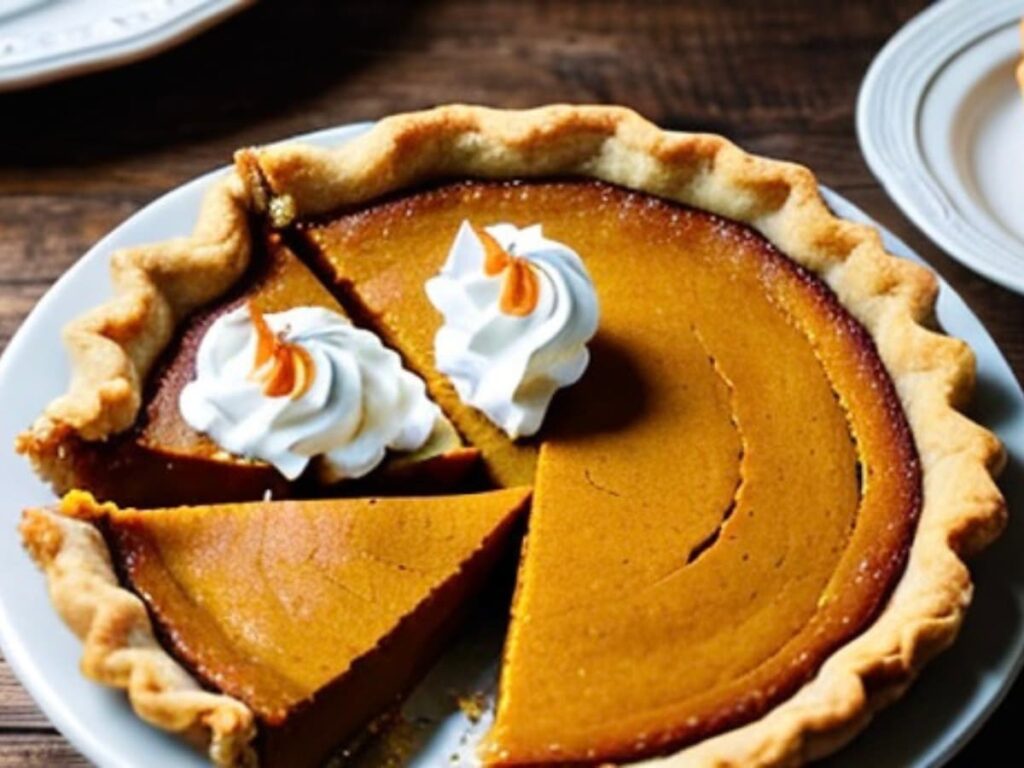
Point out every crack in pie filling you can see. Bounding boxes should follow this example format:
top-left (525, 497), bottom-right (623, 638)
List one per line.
top-left (16, 106), bottom-right (1007, 767)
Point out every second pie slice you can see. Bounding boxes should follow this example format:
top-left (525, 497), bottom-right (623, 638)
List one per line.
top-left (17, 206), bottom-right (477, 508)
top-left (20, 487), bottom-right (531, 768)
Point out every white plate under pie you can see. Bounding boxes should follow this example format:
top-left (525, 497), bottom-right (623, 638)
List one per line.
top-left (0, 0), bottom-right (251, 92)
top-left (858, 0), bottom-right (1024, 296)
top-left (0, 123), bottom-right (1022, 768)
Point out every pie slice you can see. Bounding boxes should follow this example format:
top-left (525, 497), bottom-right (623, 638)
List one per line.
top-left (20, 487), bottom-right (531, 768)
top-left (16, 207), bottom-right (476, 507)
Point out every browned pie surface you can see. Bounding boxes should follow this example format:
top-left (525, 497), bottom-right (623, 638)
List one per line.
top-left (300, 180), bottom-right (921, 765)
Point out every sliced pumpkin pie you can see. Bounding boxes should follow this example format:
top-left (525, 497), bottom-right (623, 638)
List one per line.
top-left (16, 105), bottom-right (1007, 767)
top-left (20, 487), bottom-right (531, 768)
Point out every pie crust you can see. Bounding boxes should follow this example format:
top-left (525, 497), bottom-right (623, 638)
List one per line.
top-left (20, 498), bottom-right (256, 767)
top-left (17, 105), bottom-right (1007, 766)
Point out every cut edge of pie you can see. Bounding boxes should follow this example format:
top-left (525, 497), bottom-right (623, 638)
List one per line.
top-left (13, 104), bottom-right (1008, 766)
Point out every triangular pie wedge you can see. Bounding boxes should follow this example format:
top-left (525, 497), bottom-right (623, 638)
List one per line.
top-left (16, 203), bottom-right (477, 508)
top-left (20, 487), bottom-right (531, 768)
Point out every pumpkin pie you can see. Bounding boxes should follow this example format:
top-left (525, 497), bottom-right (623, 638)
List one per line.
top-left (17, 105), bottom-right (1007, 767)
top-left (20, 487), bottom-right (531, 767)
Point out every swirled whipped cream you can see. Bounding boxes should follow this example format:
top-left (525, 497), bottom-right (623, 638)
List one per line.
top-left (179, 304), bottom-right (440, 481)
top-left (425, 221), bottom-right (599, 438)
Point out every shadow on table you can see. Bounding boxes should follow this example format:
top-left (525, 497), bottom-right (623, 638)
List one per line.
top-left (0, 0), bottom-right (420, 167)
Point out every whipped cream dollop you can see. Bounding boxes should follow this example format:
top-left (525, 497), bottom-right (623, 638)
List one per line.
top-left (425, 221), bottom-right (599, 438)
top-left (179, 304), bottom-right (440, 481)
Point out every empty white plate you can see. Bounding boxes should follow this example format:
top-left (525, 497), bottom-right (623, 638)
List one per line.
top-left (0, 0), bottom-right (251, 92)
top-left (858, 0), bottom-right (1024, 295)
top-left (0, 123), bottom-right (1021, 768)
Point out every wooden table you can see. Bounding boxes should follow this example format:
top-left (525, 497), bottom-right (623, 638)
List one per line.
top-left (0, 1), bottom-right (1020, 765)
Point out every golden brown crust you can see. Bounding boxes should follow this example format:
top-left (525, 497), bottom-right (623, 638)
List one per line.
top-left (15, 173), bottom-right (252, 487)
top-left (241, 105), bottom-right (1007, 766)
top-left (19, 495), bottom-right (256, 768)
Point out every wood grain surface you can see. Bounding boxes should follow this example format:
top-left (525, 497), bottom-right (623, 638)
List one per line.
top-left (0, 1), bottom-right (1020, 765)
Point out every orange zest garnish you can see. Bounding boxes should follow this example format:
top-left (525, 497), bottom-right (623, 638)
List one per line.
top-left (477, 226), bottom-right (512, 276)
top-left (473, 224), bottom-right (541, 317)
top-left (248, 302), bottom-right (315, 399)
top-left (498, 259), bottom-right (541, 316)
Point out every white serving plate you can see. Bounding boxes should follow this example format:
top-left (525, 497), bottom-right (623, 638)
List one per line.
top-left (0, 123), bottom-right (1022, 768)
top-left (858, 0), bottom-right (1024, 296)
top-left (0, 0), bottom-right (251, 92)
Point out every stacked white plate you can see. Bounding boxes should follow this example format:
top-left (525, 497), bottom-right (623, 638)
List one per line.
top-left (858, 0), bottom-right (1024, 295)
top-left (0, 0), bottom-right (251, 92)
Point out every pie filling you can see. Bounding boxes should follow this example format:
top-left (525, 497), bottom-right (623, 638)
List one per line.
top-left (34, 177), bottom-right (921, 766)
top-left (292, 179), bottom-right (921, 764)
top-left (683, 335), bottom-right (745, 566)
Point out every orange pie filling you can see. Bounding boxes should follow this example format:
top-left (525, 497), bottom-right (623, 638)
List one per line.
top-left (23, 178), bottom-right (922, 767)
top-left (298, 180), bottom-right (921, 764)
